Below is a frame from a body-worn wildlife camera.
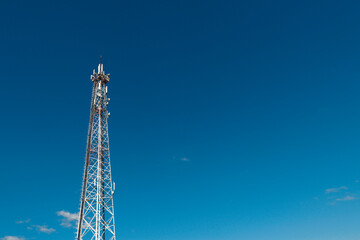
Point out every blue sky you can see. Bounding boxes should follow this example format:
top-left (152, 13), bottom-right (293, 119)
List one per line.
top-left (1, 0), bottom-right (360, 239)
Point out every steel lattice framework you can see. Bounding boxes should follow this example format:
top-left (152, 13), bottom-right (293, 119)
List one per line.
top-left (76, 62), bottom-right (116, 240)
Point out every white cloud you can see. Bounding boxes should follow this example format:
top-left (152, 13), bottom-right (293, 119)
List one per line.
top-left (335, 196), bottom-right (357, 202)
top-left (32, 225), bottom-right (56, 234)
top-left (180, 157), bottom-right (189, 162)
top-left (15, 219), bottom-right (30, 224)
top-left (1, 236), bottom-right (25, 240)
top-left (57, 210), bottom-right (78, 228)
top-left (325, 186), bottom-right (348, 194)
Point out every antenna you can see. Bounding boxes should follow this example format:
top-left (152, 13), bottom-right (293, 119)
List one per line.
top-left (98, 56), bottom-right (104, 74)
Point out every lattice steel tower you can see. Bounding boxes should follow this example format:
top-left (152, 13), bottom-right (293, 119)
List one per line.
top-left (76, 61), bottom-right (116, 240)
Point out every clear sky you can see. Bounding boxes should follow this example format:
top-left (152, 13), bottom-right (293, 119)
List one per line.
top-left (1, 0), bottom-right (360, 239)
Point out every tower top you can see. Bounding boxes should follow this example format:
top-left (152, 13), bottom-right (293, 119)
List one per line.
top-left (97, 56), bottom-right (104, 74)
top-left (91, 58), bottom-right (110, 84)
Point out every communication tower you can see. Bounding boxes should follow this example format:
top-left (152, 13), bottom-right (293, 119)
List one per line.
top-left (76, 61), bottom-right (116, 240)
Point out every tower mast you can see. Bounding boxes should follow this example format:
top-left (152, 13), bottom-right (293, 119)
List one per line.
top-left (76, 61), bottom-right (116, 240)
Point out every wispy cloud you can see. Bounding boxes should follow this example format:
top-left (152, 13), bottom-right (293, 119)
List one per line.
top-left (15, 219), bottom-right (30, 224)
top-left (57, 210), bottom-right (78, 228)
top-left (323, 183), bottom-right (360, 205)
top-left (325, 186), bottom-right (348, 194)
top-left (335, 195), bottom-right (357, 202)
top-left (173, 156), bottom-right (191, 162)
top-left (32, 225), bottom-right (55, 234)
top-left (0, 236), bottom-right (25, 240)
